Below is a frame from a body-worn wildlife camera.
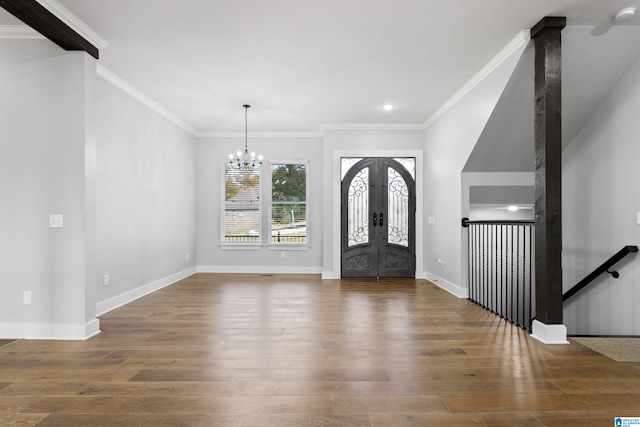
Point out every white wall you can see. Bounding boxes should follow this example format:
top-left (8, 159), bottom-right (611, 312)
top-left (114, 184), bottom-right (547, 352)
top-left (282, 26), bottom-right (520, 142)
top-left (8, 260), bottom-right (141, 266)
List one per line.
top-left (197, 136), bottom-right (323, 273)
top-left (468, 206), bottom-right (534, 221)
top-left (94, 76), bottom-right (197, 315)
top-left (463, 173), bottom-right (534, 222)
top-left (423, 45), bottom-right (525, 297)
top-left (562, 53), bottom-right (640, 336)
top-left (198, 130), bottom-right (425, 277)
top-left (0, 37), bottom-right (198, 337)
top-left (321, 129), bottom-right (425, 279)
top-left (0, 39), bottom-right (98, 338)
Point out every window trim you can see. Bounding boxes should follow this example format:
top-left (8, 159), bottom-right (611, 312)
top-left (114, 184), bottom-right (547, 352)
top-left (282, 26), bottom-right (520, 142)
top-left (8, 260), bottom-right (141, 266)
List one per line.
top-left (220, 161), bottom-right (263, 250)
top-left (267, 160), bottom-right (310, 250)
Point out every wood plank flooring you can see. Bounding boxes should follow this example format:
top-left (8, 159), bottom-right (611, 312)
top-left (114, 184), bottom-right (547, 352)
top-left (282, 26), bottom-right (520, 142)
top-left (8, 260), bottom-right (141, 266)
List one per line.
top-left (1, 273), bottom-right (640, 426)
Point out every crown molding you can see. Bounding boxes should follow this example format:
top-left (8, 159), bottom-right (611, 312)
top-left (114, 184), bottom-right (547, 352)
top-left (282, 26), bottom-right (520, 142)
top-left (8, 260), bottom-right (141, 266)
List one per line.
top-left (197, 131), bottom-right (323, 138)
top-left (321, 123), bottom-right (425, 131)
top-left (34, 0), bottom-right (108, 48)
top-left (0, 25), bottom-right (44, 38)
top-left (199, 123), bottom-right (424, 137)
top-left (199, 123), bottom-right (421, 138)
top-left (97, 64), bottom-right (198, 137)
top-left (422, 30), bottom-right (531, 129)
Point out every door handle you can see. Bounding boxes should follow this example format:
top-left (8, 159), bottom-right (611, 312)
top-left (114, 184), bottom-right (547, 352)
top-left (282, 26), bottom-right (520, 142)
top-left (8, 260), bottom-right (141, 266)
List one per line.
top-left (379, 212), bottom-right (383, 227)
top-left (373, 213), bottom-right (377, 227)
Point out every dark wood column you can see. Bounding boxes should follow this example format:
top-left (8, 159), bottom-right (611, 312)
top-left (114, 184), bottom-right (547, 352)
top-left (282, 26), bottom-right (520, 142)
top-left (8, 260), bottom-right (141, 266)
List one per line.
top-left (531, 17), bottom-right (566, 325)
top-left (0, 0), bottom-right (99, 59)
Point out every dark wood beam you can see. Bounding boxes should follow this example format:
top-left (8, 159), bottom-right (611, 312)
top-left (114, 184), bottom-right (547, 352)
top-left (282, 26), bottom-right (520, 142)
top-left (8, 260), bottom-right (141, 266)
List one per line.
top-left (532, 16), bottom-right (566, 325)
top-left (0, 0), bottom-right (99, 59)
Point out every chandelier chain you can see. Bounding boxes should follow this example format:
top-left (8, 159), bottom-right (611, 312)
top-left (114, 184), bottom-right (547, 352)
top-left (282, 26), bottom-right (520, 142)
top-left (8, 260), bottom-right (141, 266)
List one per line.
top-left (244, 104), bottom-right (249, 151)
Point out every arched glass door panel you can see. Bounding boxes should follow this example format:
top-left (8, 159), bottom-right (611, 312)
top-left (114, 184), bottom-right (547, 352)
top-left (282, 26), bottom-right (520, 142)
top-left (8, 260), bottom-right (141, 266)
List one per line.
top-left (387, 166), bottom-right (409, 247)
top-left (347, 167), bottom-right (369, 247)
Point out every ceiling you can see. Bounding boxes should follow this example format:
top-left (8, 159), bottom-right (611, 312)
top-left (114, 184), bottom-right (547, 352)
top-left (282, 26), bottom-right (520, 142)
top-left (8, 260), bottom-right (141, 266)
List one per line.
top-left (464, 10), bottom-right (640, 173)
top-left (4, 0), bottom-right (635, 136)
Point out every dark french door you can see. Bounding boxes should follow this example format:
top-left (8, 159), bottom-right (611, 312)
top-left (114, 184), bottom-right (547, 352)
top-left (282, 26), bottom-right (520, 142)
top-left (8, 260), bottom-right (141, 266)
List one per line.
top-left (341, 158), bottom-right (416, 278)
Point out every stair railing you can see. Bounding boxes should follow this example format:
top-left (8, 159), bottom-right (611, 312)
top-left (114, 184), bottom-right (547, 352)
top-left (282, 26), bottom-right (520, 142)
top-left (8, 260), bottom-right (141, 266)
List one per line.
top-left (462, 218), bottom-right (535, 331)
top-left (563, 245), bottom-right (638, 302)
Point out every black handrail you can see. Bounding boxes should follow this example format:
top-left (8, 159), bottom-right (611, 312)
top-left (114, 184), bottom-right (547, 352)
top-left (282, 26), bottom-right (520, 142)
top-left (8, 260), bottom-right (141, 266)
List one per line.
top-left (462, 217), bottom-right (534, 227)
top-left (563, 245), bottom-right (638, 302)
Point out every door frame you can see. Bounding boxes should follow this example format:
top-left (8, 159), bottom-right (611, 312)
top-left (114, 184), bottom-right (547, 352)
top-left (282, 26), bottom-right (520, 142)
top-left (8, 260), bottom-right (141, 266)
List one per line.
top-left (341, 157), bottom-right (416, 278)
top-left (331, 149), bottom-right (424, 279)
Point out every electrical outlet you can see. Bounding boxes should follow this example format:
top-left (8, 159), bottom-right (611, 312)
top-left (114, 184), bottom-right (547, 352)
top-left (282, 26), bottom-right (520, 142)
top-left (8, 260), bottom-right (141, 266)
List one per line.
top-left (186, 253), bottom-right (190, 261)
top-left (103, 274), bottom-right (110, 286)
top-left (23, 291), bottom-right (32, 305)
top-left (281, 252), bottom-right (286, 258)
top-left (49, 214), bottom-right (63, 228)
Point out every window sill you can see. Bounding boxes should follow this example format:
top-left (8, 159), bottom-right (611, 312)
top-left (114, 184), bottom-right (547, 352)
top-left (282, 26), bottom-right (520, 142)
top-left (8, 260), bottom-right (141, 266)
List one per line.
top-left (219, 243), bottom-right (263, 251)
top-left (267, 244), bottom-right (310, 251)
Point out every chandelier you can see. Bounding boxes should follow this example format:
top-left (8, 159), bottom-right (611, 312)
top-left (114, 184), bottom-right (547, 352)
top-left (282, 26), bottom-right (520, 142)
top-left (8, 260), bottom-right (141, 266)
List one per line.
top-left (228, 104), bottom-right (262, 170)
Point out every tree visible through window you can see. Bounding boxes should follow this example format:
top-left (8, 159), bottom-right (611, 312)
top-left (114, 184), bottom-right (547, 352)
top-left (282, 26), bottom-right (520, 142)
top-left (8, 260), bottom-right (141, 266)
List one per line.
top-left (270, 162), bottom-right (308, 244)
top-left (223, 164), bottom-right (261, 243)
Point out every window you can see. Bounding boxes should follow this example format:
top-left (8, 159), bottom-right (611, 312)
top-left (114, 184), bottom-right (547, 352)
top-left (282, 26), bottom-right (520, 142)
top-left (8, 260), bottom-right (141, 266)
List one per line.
top-left (222, 163), bottom-right (261, 244)
top-left (269, 162), bottom-right (308, 245)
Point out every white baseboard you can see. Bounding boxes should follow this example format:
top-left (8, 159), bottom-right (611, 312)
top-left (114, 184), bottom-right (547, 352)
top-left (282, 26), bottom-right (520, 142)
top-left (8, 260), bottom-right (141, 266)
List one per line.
top-left (96, 267), bottom-right (197, 316)
top-left (85, 318), bottom-right (101, 338)
top-left (0, 318), bottom-right (101, 340)
top-left (424, 271), bottom-right (468, 298)
top-left (321, 270), bottom-right (337, 279)
top-left (414, 270), bottom-right (427, 280)
top-left (530, 319), bottom-right (569, 344)
top-left (198, 265), bottom-right (322, 275)
top-left (323, 270), bottom-right (428, 281)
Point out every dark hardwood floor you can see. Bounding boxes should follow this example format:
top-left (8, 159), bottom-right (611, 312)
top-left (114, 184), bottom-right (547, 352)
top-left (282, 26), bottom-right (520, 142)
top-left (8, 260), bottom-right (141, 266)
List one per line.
top-left (1, 273), bottom-right (639, 426)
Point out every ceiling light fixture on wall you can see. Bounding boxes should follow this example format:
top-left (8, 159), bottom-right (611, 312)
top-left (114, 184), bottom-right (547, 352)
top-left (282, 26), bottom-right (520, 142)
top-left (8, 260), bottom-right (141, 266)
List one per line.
top-left (614, 7), bottom-right (636, 22)
top-left (229, 104), bottom-right (262, 170)
top-left (382, 104), bottom-right (395, 111)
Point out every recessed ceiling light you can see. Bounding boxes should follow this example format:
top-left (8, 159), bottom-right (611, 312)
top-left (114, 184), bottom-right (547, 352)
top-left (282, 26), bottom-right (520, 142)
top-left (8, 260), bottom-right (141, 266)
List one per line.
top-left (382, 104), bottom-right (395, 111)
top-left (615, 7), bottom-right (636, 22)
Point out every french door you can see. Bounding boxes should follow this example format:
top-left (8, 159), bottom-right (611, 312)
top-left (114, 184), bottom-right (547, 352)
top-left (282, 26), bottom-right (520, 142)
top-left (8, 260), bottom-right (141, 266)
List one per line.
top-left (341, 158), bottom-right (416, 278)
